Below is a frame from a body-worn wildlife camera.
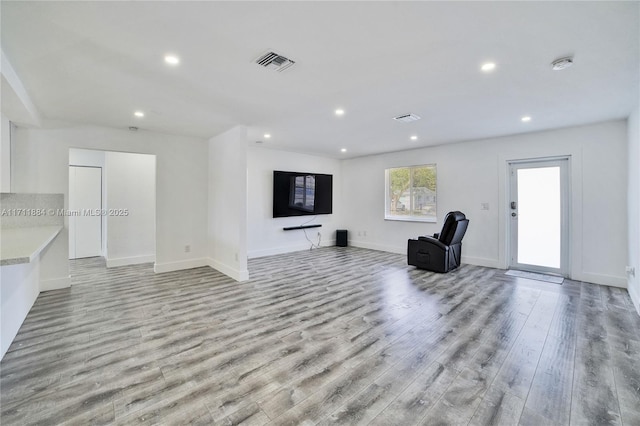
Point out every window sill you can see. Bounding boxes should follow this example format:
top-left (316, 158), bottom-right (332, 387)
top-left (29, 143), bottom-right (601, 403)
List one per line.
top-left (384, 216), bottom-right (437, 223)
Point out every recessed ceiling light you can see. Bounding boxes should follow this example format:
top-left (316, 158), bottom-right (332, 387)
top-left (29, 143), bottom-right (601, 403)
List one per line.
top-left (481, 62), bottom-right (496, 72)
top-left (134, 111), bottom-right (144, 117)
top-left (521, 116), bottom-right (532, 122)
top-left (341, 148), bottom-right (347, 152)
top-left (164, 55), bottom-right (180, 65)
top-left (410, 135), bottom-right (418, 141)
top-left (335, 109), bottom-right (345, 116)
top-left (263, 133), bottom-right (271, 139)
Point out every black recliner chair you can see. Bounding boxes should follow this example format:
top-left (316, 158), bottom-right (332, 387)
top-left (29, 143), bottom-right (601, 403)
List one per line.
top-left (407, 211), bottom-right (469, 273)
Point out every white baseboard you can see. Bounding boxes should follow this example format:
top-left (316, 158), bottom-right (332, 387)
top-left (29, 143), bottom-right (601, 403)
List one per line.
top-left (350, 241), bottom-right (501, 269)
top-left (153, 257), bottom-right (247, 282)
top-left (462, 256), bottom-right (500, 269)
top-left (628, 283), bottom-right (640, 316)
top-left (249, 242), bottom-right (631, 291)
top-left (106, 255), bottom-right (156, 268)
top-left (40, 275), bottom-right (71, 292)
top-left (248, 240), bottom-right (336, 259)
top-left (349, 240), bottom-right (405, 254)
top-left (153, 257), bottom-right (248, 282)
top-left (208, 258), bottom-right (249, 282)
top-left (577, 272), bottom-right (628, 289)
top-left (153, 258), bottom-right (209, 274)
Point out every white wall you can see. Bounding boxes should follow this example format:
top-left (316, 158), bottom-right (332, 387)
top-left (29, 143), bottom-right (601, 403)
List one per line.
top-left (342, 120), bottom-right (628, 288)
top-left (247, 147), bottom-right (343, 258)
top-left (12, 124), bottom-right (209, 283)
top-left (105, 151), bottom-right (156, 267)
top-left (208, 126), bottom-right (249, 281)
top-left (1, 113), bottom-right (11, 192)
top-left (628, 107), bottom-right (640, 314)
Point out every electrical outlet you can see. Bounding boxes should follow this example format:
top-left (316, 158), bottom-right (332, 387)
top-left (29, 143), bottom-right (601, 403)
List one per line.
top-left (184, 245), bottom-right (191, 253)
top-left (481, 203), bottom-right (490, 211)
top-left (363, 230), bottom-right (367, 237)
top-left (626, 266), bottom-right (636, 277)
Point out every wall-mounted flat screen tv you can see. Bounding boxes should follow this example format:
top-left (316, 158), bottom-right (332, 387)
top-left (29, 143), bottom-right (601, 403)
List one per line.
top-left (273, 170), bottom-right (333, 218)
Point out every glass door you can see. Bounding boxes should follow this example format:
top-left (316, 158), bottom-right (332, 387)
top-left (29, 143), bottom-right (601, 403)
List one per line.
top-left (508, 158), bottom-right (569, 276)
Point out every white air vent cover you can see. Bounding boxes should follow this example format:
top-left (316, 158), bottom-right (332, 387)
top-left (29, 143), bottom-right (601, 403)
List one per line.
top-left (393, 113), bottom-right (421, 123)
top-left (551, 56), bottom-right (574, 71)
top-left (255, 51), bottom-right (296, 72)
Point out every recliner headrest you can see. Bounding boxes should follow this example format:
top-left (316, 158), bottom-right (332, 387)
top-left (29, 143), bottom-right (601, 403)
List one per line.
top-left (439, 211), bottom-right (468, 244)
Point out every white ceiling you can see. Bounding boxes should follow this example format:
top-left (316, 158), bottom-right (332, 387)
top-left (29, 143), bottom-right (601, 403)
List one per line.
top-left (1, 1), bottom-right (638, 159)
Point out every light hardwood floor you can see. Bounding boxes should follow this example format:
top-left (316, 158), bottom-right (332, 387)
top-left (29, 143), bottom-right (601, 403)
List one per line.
top-left (1, 247), bottom-right (639, 425)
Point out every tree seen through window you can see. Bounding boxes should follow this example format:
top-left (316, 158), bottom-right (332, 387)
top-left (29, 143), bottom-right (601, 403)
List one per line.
top-left (387, 165), bottom-right (437, 221)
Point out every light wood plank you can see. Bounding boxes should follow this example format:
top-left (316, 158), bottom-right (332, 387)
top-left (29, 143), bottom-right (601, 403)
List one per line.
top-left (0, 247), bottom-right (637, 425)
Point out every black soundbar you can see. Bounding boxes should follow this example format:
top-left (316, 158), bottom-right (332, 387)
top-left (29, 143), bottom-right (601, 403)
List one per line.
top-left (283, 224), bottom-right (322, 231)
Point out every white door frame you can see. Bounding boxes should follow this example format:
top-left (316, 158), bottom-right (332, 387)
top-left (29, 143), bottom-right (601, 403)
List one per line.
top-left (507, 156), bottom-right (571, 277)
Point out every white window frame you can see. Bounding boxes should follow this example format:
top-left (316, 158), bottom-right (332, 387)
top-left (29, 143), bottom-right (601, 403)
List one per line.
top-left (385, 164), bottom-right (437, 223)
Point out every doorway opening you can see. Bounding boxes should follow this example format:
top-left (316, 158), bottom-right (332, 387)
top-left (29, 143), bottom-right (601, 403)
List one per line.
top-left (68, 149), bottom-right (156, 270)
top-left (508, 157), bottom-right (570, 277)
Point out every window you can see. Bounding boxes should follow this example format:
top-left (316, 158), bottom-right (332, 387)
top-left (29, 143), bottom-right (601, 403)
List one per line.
top-left (385, 164), bottom-right (437, 222)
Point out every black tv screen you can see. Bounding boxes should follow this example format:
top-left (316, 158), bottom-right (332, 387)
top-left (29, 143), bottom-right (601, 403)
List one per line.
top-left (273, 170), bottom-right (333, 218)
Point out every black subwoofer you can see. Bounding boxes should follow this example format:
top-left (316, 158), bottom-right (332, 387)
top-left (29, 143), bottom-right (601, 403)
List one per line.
top-left (336, 229), bottom-right (348, 247)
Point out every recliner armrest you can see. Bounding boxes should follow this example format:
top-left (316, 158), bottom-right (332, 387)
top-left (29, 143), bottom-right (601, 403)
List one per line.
top-left (413, 237), bottom-right (449, 251)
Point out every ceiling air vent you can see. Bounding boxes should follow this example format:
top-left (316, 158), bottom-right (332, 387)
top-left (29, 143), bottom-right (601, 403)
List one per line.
top-left (551, 56), bottom-right (574, 71)
top-left (393, 113), bottom-right (421, 123)
top-left (255, 51), bottom-right (296, 72)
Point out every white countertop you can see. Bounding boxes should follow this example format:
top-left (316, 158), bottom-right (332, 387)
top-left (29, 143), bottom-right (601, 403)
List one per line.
top-left (0, 226), bottom-right (63, 266)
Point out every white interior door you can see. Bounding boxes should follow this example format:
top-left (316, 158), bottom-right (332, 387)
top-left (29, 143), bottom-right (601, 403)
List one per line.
top-left (509, 158), bottom-right (569, 276)
top-left (69, 166), bottom-right (102, 259)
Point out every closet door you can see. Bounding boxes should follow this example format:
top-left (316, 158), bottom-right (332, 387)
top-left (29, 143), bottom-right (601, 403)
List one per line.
top-left (69, 166), bottom-right (102, 259)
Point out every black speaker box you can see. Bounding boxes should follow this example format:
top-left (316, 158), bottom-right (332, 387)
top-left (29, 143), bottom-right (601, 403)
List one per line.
top-left (336, 229), bottom-right (348, 247)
